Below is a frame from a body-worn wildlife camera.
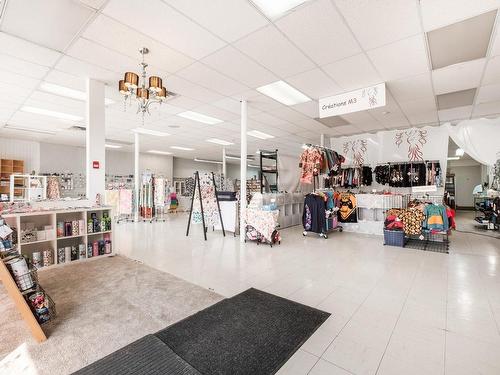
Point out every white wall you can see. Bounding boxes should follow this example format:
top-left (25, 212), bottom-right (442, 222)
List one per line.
top-left (226, 163), bottom-right (260, 180)
top-left (0, 138), bottom-right (40, 173)
top-left (447, 165), bottom-right (482, 208)
top-left (173, 157), bottom-right (222, 178)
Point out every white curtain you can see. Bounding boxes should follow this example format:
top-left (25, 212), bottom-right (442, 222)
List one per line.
top-left (445, 118), bottom-right (500, 166)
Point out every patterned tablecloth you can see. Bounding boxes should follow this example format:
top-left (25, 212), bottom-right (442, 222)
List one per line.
top-left (245, 208), bottom-right (279, 242)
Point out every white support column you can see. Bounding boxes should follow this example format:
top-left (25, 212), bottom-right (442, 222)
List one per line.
top-left (240, 100), bottom-right (247, 243)
top-left (134, 132), bottom-right (140, 221)
top-left (222, 147), bottom-right (227, 179)
top-left (320, 133), bottom-right (325, 147)
top-left (85, 79), bottom-right (105, 201)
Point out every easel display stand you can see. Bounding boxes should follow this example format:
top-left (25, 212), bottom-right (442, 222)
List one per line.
top-left (186, 171), bottom-right (225, 241)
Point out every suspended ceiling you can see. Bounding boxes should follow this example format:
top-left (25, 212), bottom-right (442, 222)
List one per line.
top-left (1, 0), bottom-right (500, 160)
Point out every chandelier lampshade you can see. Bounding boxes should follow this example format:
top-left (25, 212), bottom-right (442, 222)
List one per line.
top-left (136, 87), bottom-right (149, 100)
top-left (124, 72), bottom-right (139, 88)
top-left (119, 80), bottom-right (129, 95)
top-left (157, 86), bottom-right (167, 99)
top-left (149, 76), bottom-right (162, 92)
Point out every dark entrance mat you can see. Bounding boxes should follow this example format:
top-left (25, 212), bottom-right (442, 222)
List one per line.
top-left (155, 288), bottom-right (330, 375)
top-left (73, 335), bottom-right (201, 375)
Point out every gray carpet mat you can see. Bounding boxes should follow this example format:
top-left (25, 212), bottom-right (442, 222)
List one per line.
top-left (72, 334), bottom-right (201, 375)
top-left (155, 288), bottom-right (330, 375)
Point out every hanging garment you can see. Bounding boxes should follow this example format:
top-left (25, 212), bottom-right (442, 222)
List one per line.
top-left (46, 176), bottom-right (61, 199)
top-left (338, 192), bottom-right (357, 223)
top-left (397, 208), bottom-right (425, 235)
top-left (303, 194), bottom-right (326, 233)
top-left (361, 167), bottom-right (373, 186)
top-left (119, 189), bottom-right (133, 216)
top-left (424, 204), bottom-right (448, 231)
top-left (154, 178), bottom-right (166, 207)
top-left (299, 147), bottom-right (323, 184)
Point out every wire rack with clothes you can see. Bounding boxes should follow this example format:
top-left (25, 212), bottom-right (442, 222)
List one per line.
top-left (302, 191), bottom-right (342, 239)
top-left (374, 161), bottom-right (442, 187)
top-left (328, 166), bottom-right (373, 188)
top-left (299, 144), bottom-right (344, 186)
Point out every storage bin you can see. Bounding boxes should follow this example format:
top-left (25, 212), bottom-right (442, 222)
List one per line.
top-left (383, 229), bottom-right (405, 247)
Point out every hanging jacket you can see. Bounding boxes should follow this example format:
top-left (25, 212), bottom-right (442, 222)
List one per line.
top-left (424, 204), bottom-right (448, 231)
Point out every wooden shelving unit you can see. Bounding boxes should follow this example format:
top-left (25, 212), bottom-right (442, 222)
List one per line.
top-left (0, 158), bottom-right (24, 201)
top-left (3, 207), bottom-right (114, 270)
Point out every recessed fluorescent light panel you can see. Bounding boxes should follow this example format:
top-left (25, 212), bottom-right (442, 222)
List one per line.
top-left (194, 158), bottom-right (223, 164)
top-left (251, 0), bottom-right (310, 20)
top-left (171, 146), bottom-right (194, 151)
top-left (148, 150), bottom-right (173, 155)
top-left (3, 124), bottom-right (58, 135)
top-left (257, 80), bottom-right (311, 106)
top-left (105, 144), bottom-right (122, 149)
top-left (206, 138), bottom-right (234, 146)
top-left (455, 148), bottom-right (465, 156)
top-left (447, 156), bottom-right (460, 160)
top-left (247, 130), bottom-right (275, 140)
top-left (21, 106), bottom-right (83, 121)
top-left (40, 83), bottom-right (115, 105)
top-left (132, 128), bottom-right (170, 137)
top-left (177, 111), bottom-right (223, 125)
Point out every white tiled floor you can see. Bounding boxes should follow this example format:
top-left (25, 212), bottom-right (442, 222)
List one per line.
top-left (116, 213), bottom-right (500, 375)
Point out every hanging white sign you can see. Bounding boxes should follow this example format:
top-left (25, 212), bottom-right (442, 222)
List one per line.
top-left (319, 83), bottom-right (386, 118)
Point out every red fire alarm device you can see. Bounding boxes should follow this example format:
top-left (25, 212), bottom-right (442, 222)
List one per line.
top-left (93, 161), bottom-right (100, 169)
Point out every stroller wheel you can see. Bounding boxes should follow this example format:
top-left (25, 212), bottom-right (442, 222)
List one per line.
top-left (324, 234), bottom-right (328, 239)
top-left (302, 231), bottom-right (307, 236)
top-left (339, 228), bottom-right (343, 232)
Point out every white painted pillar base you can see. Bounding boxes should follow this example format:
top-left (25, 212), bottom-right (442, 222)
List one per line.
top-left (240, 100), bottom-right (247, 243)
top-left (85, 79), bottom-right (105, 202)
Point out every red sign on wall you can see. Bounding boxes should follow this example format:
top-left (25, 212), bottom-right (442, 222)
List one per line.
top-left (92, 161), bottom-right (100, 169)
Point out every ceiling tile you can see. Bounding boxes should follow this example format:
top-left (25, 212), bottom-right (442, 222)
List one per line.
top-left (1, 0), bottom-right (94, 51)
top-left (419, 0), bottom-right (500, 31)
top-left (432, 58), bottom-right (485, 95)
top-left (0, 53), bottom-right (50, 79)
top-left (83, 14), bottom-right (194, 74)
top-left (333, 124), bottom-right (361, 135)
top-left (77, 0), bottom-right (107, 9)
top-left (164, 0), bottom-right (268, 42)
top-left (315, 116), bottom-right (350, 128)
top-left (438, 105), bottom-right (473, 122)
top-left (202, 46), bottom-right (277, 88)
top-left (291, 100), bottom-right (319, 118)
top-left (66, 38), bottom-right (139, 74)
top-left (250, 112), bottom-right (287, 126)
top-left (234, 24), bottom-right (315, 78)
top-left (176, 62), bottom-right (248, 96)
top-left (166, 75), bottom-right (224, 103)
top-left (406, 110), bottom-right (439, 126)
top-left (399, 96), bottom-right (437, 115)
top-left (388, 73), bottom-right (434, 102)
top-left (276, 0), bottom-right (360, 66)
top-left (102, 0), bottom-right (226, 59)
top-left (323, 53), bottom-right (382, 91)
top-left (427, 10), bottom-right (496, 69)
top-left (482, 55), bottom-right (500, 85)
top-left (472, 100), bottom-right (500, 116)
top-left (437, 88), bottom-right (476, 110)
top-left (0, 32), bottom-right (61, 67)
top-left (44, 70), bottom-right (86, 91)
top-left (285, 68), bottom-right (343, 100)
top-left (55, 56), bottom-right (120, 84)
top-left (367, 35), bottom-right (429, 81)
top-left (335, 0), bottom-right (421, 50)
top-left (476, 83), bottom-right (500, 103)
top-left (0, 69), bottom-right (40, 90)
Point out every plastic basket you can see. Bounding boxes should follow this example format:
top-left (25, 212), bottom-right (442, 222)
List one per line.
top-left (383, 229), bottom-right (405, 247)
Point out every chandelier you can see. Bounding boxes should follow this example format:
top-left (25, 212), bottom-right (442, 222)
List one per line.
top-left (118, 47), bottom-right (170, 119)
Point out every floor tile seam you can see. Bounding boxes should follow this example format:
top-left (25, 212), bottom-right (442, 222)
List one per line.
top-left (317, 278), bottom-right (384, 360)
top-left (374, 265), bottom-right (422, 375)
top-left (305, 355), bottom-right (356, 375)
top-left (473, 253), bottom-right (500, 338)
top-left (443, 254), bottom-right (450, 375)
